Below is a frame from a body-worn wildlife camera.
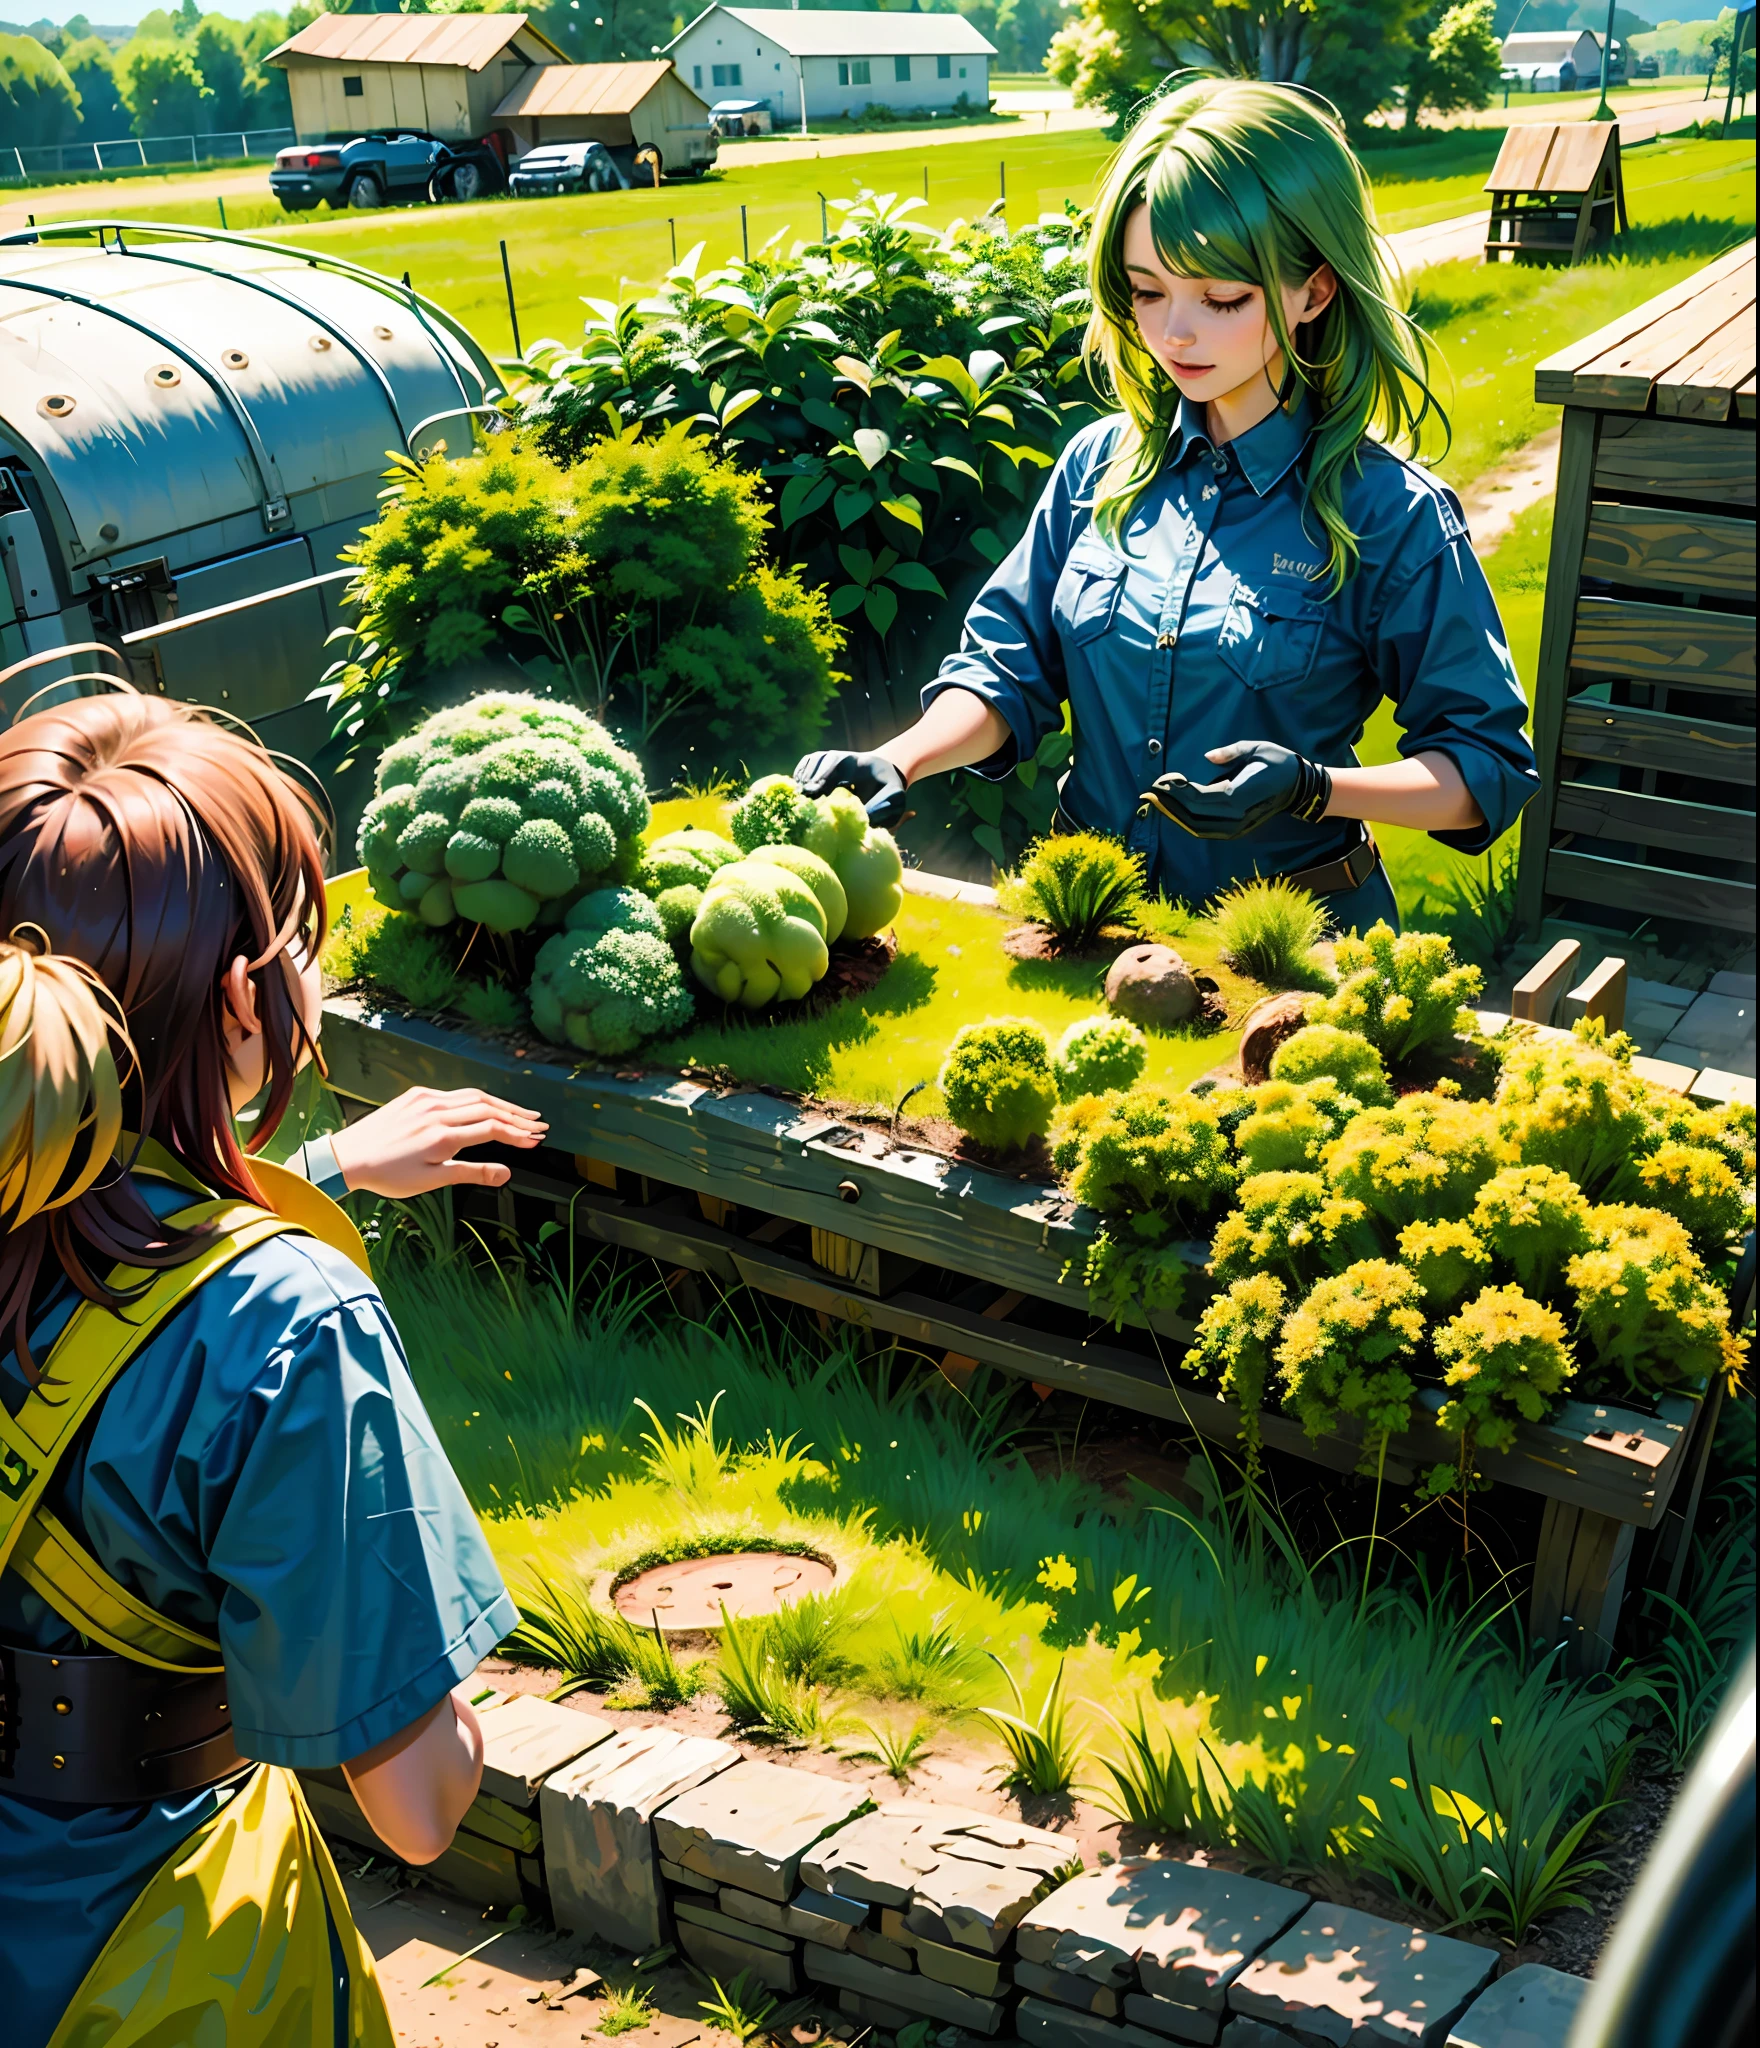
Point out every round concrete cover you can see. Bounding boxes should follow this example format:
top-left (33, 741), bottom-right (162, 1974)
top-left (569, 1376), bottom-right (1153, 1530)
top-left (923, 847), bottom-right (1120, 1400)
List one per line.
top-left (613, 1551), bottom-right (836, 1630)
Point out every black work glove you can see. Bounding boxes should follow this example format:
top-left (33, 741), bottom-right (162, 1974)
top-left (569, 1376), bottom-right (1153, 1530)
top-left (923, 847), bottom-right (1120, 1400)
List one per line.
top-left (793, 748), bottom-right (909, 828)
top-left (1139, 741), bottom-right (1332, 841)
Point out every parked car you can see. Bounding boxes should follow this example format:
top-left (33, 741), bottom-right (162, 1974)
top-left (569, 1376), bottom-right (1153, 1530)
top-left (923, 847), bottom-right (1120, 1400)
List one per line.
top-left (710, 99), bottom-right (773, 137)
top-left (269, 130), bottom-right (507, 212)
top-left (508, 141), bottom-right (628, 198)
top-left (1634, 51), bottom-right (1660, 78)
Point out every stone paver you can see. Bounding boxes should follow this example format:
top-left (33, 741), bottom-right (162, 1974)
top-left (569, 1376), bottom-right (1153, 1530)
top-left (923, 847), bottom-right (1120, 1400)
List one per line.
top-left (1659, 991), bottom-right (1755, 1076)
top-left (1019, 1860), bottom-right (1309, 2009)
top-left (674, 1898), bottom-right (797, 1955)
top-left (720, 1884), bottom-right (869, 1948)
top-left (1126, 1988), bottom-right (1226, 2043)
top-left (1626, 1054), bottom-right (1698, 1095)
top-left (541, 1727), bottom-right (738, 1953)
top-left (1017, 1994), bottom-right (1182, 2048)
top-left (1709, 971), bottom-right (1757, 1000)
top-left (653, 1757), bottom-right (870, 1901)
top-left (676, 1915), bottom-right (800, 1994)
top-left (1229, 1904), bottom-right (1497, 2047)
top-left (805, 1940), bottom-right (1009, 2033)
top-left (915, 1932), bottom-right (1010, 1998)
top-left (1219, 2020), bottom-right (1299, 2047)
top-left (476, 1694), bottom-right (616, 1808)
top-left (849, 1923), bottom-right (916, 1969)
top-left (1689, 1067), bottom-right (1756, 1107)
top-left (1017, 1958), bottom-right (1123, 2014)
top-left (1445, 1964), bottom-right (1588, 2048)
top-left (660, 1856), bottom-right (717, 1893)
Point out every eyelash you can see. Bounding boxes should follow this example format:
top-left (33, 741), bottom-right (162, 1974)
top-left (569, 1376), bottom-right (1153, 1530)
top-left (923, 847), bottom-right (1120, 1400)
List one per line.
top-left (1131, 289), bottom-right (1253, 313)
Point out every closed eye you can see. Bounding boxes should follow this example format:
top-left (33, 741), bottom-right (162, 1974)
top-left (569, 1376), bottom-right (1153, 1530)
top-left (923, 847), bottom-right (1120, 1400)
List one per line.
top-left (1205, 294), bottom-right (1252, 313)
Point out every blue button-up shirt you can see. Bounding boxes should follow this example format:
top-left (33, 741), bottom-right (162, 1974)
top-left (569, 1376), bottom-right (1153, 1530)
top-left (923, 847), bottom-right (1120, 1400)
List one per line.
top-left (926, 397), bottom-right (1539, 904)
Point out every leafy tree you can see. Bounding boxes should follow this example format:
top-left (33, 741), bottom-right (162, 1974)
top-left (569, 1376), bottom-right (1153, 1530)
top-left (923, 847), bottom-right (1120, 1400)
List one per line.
top-left (946, 0), bottom-right (1065, 73)
top-left (61, 36), bottom-right (129, 138)
top-left (193, 20), bottom-right (248, 129)
top-left (0, 32), bottom-right (81, 149)
top-left (1405, 0), bottom-right (1501, 126)
top-left (528, 0), bottom-right (684, 62)
top-left (116, 38), bottom-right (208, 136)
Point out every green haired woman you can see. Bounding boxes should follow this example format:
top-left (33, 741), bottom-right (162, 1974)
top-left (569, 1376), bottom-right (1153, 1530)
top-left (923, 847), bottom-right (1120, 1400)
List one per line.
top-left (794, 78), bottom-right (1538, 926)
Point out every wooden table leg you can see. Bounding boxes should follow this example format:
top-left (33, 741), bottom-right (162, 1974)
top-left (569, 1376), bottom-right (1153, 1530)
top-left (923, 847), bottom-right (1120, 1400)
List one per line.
top-left (1531, 1498), bottom-right (1637, 1676)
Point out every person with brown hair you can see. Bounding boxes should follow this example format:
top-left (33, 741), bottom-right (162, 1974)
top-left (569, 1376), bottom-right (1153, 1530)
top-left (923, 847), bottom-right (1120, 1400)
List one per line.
top-left (0, 690), bottom-right (547, 2046)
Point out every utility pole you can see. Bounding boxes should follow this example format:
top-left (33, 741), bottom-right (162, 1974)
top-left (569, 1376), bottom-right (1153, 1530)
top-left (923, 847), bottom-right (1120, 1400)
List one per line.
top-left (1592, 0), bottom-right (1619, 120)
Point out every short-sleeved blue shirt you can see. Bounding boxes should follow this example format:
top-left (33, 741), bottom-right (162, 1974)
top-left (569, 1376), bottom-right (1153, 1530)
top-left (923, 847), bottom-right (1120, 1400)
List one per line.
top-left (926, 397), bottom-right (1539, 907)
top-left (0, 1178), bottom-right (516, 2045)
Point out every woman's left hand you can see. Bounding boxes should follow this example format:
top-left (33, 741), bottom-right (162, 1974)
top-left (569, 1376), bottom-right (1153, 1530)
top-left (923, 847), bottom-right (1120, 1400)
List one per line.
top-left (1140, 741), bottom-right (1330, 839)
top-left (327, 1087), bottom-right (548, 1198)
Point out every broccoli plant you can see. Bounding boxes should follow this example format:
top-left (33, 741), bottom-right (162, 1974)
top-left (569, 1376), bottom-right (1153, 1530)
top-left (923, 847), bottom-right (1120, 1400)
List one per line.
top-left (689, 857), bottom-right (832, 1008)
top-left (743, 843), bottom-right (848, 944)
top-left (1211, 1171), bottom-right (1377, 1291)
top-left (1425, 1285), bottom-right (1576, 1499)
top-left (1234, 1076), bottom-right (1363, 1175)
top-left (1395, 1218), bottom-right (1491, 1312)
top-left (1269, 1024), bottom-right (1395, 1108)
top-left (637, 827), bottom-right (742, 940)
top-left (938, 1019), bottom-right (1059, 1154)
top-left (1052, 1015), bottom-right (1148, 1103)
top-left (730, 775), bottom-right (820, 855)
top-left (729, 780), bottom-right (904, 942)
top-left (1187, 1273), bottom-right (1289, 1483)
top-left (1322, 1092), bottom-right (1510, 1235)
top-left (1275, 1260), bottom-right (1429, 1467)
top-left (1066, 1086), bottom-right (1239, 1242)
top-left (1305, 923), bottom-right (1483, 1068)
top-left (1569, 1205), bottom-right (1746, 1398)
top-left (529, 888), bottom-right (694, 1055)
top-left (1469, 1164), bottom-right (1595, 1302)
top-left (357, 693), bottom-right (649, 934)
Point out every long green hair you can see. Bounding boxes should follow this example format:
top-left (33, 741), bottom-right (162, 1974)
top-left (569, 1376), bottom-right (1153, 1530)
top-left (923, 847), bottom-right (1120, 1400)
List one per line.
top-left (1085, 77), bottom-right (1447, 591)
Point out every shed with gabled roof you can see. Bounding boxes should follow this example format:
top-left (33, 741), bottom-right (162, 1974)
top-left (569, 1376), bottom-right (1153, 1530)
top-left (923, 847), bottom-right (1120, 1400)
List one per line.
top-left (492, 59), bottom-right (715, 170)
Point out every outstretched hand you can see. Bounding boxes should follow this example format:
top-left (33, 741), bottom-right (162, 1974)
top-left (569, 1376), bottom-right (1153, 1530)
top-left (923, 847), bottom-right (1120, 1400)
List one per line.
top-left (327, 1086), bottom-right (547, 1199)
top-left (1139, 741), bottom-right (1332, 841)
top-left (793, 748), bottom-right (909, 827)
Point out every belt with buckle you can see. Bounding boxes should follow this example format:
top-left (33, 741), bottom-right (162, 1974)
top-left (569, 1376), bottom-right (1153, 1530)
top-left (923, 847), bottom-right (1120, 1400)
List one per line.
top-left (1279, 826), bottom-right (1381, 900)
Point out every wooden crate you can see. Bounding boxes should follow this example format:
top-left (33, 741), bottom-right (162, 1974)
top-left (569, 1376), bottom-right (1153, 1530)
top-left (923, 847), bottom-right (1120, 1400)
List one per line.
top-left (1519, 240), bottom-right (1757, 940)
top-left (1484, 122), bottom-right (1626, 265)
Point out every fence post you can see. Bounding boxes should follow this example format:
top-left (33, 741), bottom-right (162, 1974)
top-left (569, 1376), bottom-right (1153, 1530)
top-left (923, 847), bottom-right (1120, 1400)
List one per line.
top-left (218, 195), bottom-right (229, 231)
top-left (999, 158), bottom-right (1006, 209)
top-left (135, 140), bottom-right (145, 168)
top-left (818, 190), bottom-right (827, 240)
top-left (740, 203), bottom-right (748, 261)
top-left (922, 165), bottom-right (928, 202)
top-left (668, 216), bottom-right (677, 264)
top-left (500, 238), bottom-right (522, 359)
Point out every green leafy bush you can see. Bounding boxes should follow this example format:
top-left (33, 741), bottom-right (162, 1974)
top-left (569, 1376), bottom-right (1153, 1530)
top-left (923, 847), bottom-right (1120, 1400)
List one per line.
top-left (1306, 922), bottom-right (1483, 1066)
top-left (689, 858), bottom-right (831, 1007)
top-left (1275, 1260), bottom-right (1429, 1460)
top-left (529, 888), bottom-right (694, 1055)
top-left (1395, 1218), bottom-right (1490, 1311)
top-left (1471, 1164), bottom-right (1594, 1301)
top-left (1322, 1092), bottom-right (1510, 1234)
top-left (1426, 1285), bottom-right (1576, 1498)
top-left (1066, 1086), bottom-right (1239, 1240)
top-left (938, 1019), bottom-right (1059, 1154)
top-left (1570, 1206), bottom-right (1745, 1398)
top-left (357, 693), bottom-right (649, 934)
top-left (999, 832), bottom-right (1145, 950)
top-left (1209, 877), bottom-right (1331, 989)
top-left (1636, 1142), bottom-right (1754, 1258)
top-left (1269, 1024), bottom-right (1395, 1108)
top-left (1188, 1272), bottom-right (1289, 1481)
top-left (1052, 1015), bottom-right (1147, 1102)
top-left (745, 843), bottom-right (848, 944)
top-left (728, 780), bottom-right (905, 941)
top-left (1049, 1093), bottom-right (1112, 1177)
top-left (1079, 1232), bottom-right (1191, 1331)
top-left (637, 826), bottom-right (742, 940)
top-left (454, 980), bottom-right (526, 1035)
top-left (1210, 1171), bottom-right (1376, 1291)
top-left (730, 774), bottom-right (819, 855)
top-left (1234, 1077), bottom-right (1363, 1175)
top-left (342, 912), bottom-right (456, 1010)
top-left (1496, 1037), bottom-right (1653, 1199)
top-left (324, 430), bottom-right (842, 763)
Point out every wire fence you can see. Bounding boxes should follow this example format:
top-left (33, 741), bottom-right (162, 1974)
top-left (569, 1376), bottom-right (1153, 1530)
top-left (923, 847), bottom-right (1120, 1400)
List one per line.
top-left (1, 128), bottom-right (296, 184)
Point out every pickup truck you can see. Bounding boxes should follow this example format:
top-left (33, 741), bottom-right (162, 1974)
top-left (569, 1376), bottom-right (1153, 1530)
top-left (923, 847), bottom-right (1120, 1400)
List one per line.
top-left (270, 130), bottom-right (506, 211)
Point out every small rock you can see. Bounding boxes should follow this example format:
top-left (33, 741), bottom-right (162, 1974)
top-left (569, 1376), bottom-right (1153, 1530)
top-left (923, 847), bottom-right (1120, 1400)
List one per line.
top-left (1105, 945), bottom-right (1200, 1028)
top-left (1237, 993), bottom-right (1311, 1084)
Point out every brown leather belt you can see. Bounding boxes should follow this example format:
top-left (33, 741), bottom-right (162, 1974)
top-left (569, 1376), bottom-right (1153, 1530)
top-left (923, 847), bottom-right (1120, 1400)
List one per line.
top-left (1281, 827), bottom-right (1381, 900)
top-left (0, 1643), bottom-right (244, 1806)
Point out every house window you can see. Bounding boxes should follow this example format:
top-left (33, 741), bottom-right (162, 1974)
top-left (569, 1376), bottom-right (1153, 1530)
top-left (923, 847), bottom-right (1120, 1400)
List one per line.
top-left (343, 75), bottom-right (364, 97)
top-left (712, 63), bottom-right (741, 88)
top-left (837, 59), bottom-right (871, 87)
top-left (959, 66), bottom-right (967, 77)
top-left (693, 64), bottom-right (702, 87)
top-left (895, 55), bottom-right (910, 81)
top-left (937, 54), bottom-right (951, 79)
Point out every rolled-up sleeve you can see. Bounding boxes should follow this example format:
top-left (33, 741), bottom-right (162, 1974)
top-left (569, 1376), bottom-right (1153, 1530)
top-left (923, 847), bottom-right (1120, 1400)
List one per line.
top-left (923, 424), bottom-right (1111, 778)
top-left (1373, 531), bottom-right (1540, 856)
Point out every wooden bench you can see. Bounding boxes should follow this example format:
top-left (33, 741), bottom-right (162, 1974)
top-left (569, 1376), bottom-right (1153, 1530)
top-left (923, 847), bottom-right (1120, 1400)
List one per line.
top-left (1519, 240), bottom-right (1757, 941)
top-left (1485, 121), bottom-right (1627, 265)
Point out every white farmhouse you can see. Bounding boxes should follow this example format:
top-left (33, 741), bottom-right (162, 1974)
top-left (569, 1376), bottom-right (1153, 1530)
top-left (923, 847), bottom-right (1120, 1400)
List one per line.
top-left (665, 6), bottom-right (996, 130)
top-left (1500, 27), bottom-right (1606, 88)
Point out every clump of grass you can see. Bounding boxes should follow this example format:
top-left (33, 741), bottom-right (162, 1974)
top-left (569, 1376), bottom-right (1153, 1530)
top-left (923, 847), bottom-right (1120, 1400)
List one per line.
top-left (844, 1716), bottom-right (935, 1783)
top-left (717, 1605), bottom-right (851, 1746)
top-left (635, 1392), bottom-right (731, 1496)
top-left (981, 1654), bottom-right (1084, 1795)
top-left (599, 1986), bottom-right (655, 2036)
top-left (695, 1972), bottom-right (805, 2046)
top-left (1209, 877), bottom-right (1332, 989)
top-left (1000, 832), bottom-right (1146, 950)
top-left (761, 1587), bottom-right (863, 1687)
top-left (506, 1573), bottom-right (710, 1708)
top-left (1088, 1702), bottom-right (1230, 1845)
top-left (878, 1613), bottom-right (984, 1703)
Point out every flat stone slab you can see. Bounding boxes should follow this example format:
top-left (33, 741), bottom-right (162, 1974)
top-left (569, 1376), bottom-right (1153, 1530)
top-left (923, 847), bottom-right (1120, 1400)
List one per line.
top-left (477, 1694), bottom-right (617, 1808)
top-left (1125, 1990), bottom-right (1222, 2044)
top-left (1018, 1958), bottom-right (1122, 2016)
top-left (1219, 2021), bottom-right (1299, 2047)
top-left (1709, 971), bottom-right (1757, 1000)
top-left (719, 1885), bottom-right (869, 1949)
top-left (676, 1916), bottom-right (800, 1995)
top-left (1445, 1965), bottom-right (1588, 2048)
top-left (915, 1932), bottom-right (1010, 1999)
top-left (661, 1857), bottom-right (717, 1893)
top-left (674, 1898), bottom-right (797, 1956)
top-left (655, 1758), bottom-right (871, 1901)
top-left (804, 1940), bottom-right (1007, 2034)
top-left (1019, 1861), bottom-right (1309, 2006)
top-left (839, 1988), bottom-right (918, 2032)
top-left (541, 1727), bottom-right (738, 1953)
top-left (848, 1924), bottom-right (916, 1970)
top-left (1689, 1067), bottom-right (1756, 1105)
top-left (1229, 1905), bottom-right (1497, 2047)
top-left (1017, 1994), bottom-right (1183, 2048)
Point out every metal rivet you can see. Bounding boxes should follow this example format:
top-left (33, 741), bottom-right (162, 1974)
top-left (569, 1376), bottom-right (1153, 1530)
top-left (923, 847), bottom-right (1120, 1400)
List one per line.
top-left (53, 1697), bottom-right (72, 1715)
top-left (51, 1754), bottom-right (66, 1769)
top-left (148, 363), bottom-right (180, 388)
top-left (373, 324), bottom-right (393, 340)
top-left (309, 334), bottom-right (332, 351)
top-left (222, 348), bottom-right (250, 371)
top-left (1147, 738), bottom-right (1162, 755)
top-left (837, 1180), bottom-right (860, 1203)
top-left (37, 393), bottom-right (76, 419)
top-left (98, 523), bottom-right (119, 542)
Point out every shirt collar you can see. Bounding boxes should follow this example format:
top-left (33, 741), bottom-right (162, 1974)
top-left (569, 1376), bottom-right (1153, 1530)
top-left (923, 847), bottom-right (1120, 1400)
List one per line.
top-left (1170, 391), bottom-right (1314, 496)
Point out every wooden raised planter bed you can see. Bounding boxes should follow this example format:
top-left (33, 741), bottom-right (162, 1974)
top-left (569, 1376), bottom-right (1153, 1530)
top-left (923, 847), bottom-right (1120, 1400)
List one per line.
top-left (319, 981), bottom-right (1713, 1676)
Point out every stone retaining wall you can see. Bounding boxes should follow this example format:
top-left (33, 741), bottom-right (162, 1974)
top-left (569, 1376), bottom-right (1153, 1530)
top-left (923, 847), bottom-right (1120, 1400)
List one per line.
top-left (300, 1694), bottom-right (1590, 2048)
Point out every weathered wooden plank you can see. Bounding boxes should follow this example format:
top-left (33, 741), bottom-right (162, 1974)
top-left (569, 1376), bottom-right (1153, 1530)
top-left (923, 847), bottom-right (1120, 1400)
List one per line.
top-left (1569, 290), bottom-right (1754, 413)
top-left (1535, 242), bottom-right (1756, 406)
top-left (1658, 308), bottom-right (1758, 422)
top-left (1511, 938), bottom-right (1582, 1024)
top-left (1738, 373), bottom-right (1756, 422)
top-left (1485, 122), bottom-right (1557, 193)
top-left (1551, 781), bottom-right (1756, 858)
top-left (1582, 504), bottom-right (1756, 597)
top-left (1531, 123), bottom-right (1617, 195)
top-left (1560, 697), bottom-right (1756, 783)
top-left (1592, 413), bottom-right (1756, 505)
top-left (1569, 594), bottom-right (1755, 688)
top-left (1544, 847), bottom-right (1758, 931)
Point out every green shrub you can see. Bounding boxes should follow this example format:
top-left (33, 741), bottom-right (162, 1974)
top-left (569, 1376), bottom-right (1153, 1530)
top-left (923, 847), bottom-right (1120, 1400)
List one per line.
top-left (1053, 1014), bottom-right (1148, 1102)
top-left (1079, 1231), bottom-right (1191, 1330)
top-left (1322, 1092), bottom-right (1510, 1234)
top-left (1269, 1024), bottom-right (1395, 1108)
top-left (1306, 922), bottom-right (1483, 1066)
top-left (454, 979), bottom-right (526, 1035)
top-left (1210, 1171), bottom-right (1377, 1291)
top-left (1496, 1037), bottom-right (1653, 1200)
top-left (1234, 1076), bottom-right (1363, 1175)
top-left (999, 832), bottom-right (1145, 949)
top-left (324, 429), bottom-right (842, 762)
top-left (1275, 1260), bottom-right (1429, 1461)
top-left (1470, 1164), bottom-right (1594, 1301)
top-left (1636, 1141), bottom-right (1755, 1257)
top-left (637, 827), bottom-right (742, 940)
top-left (529, 887), bottom-right (695, 1054)
top-left (1395, 1218), bottom-right (1490, 1311)
top-left (1066, 1086), bottom-right (1239, 1239)
top-left (938, 1018), bottom-right (1059, 1153)
top-left (1426, 1285), bottom-right (1576, 1498)
top-left (1187, 1273), bottom-right (1289, 1481)
top-left (1049, 1092), bottom-right (1112, 1176)
top-left (730, 774), bottom-right (821, 855)
top-left (728, 779), bottom-right (905, 941)
top-left (1209, 877), bottom-right (1331, 988)
top-left (690, 858), bottom-right (831, 1008)
top-left (1570, 1206), bottom-right (1746, 1398)
top-left (344, 912), bottom-right (456, 1010)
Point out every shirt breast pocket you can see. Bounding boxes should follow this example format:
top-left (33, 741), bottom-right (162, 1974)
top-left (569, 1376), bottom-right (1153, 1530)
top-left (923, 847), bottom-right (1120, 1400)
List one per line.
top-left (1052, 534), bottom-right (1128, 647)
top-left (1217, 573), bottom-right (1326, 691)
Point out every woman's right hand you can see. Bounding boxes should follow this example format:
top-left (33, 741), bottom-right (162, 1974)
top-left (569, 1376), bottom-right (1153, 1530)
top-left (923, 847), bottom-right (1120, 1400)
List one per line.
top-left (327, 1086), bottom-right (547, 1198)
top-left (793, 749), bottom-right (909, 826)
